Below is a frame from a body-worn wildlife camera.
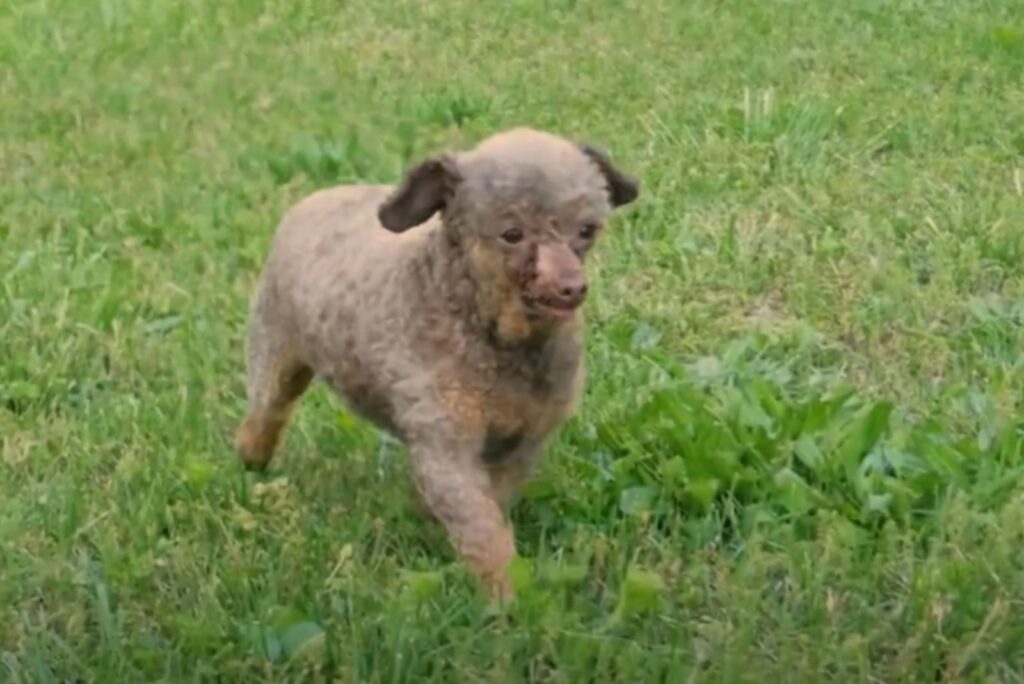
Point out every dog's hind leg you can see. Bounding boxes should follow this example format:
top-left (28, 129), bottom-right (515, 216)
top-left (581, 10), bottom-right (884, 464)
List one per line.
top-left (234, 282), bottom-right (314, 471)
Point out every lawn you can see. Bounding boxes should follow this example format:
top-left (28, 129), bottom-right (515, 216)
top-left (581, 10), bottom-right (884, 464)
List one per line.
top-left (2, 0), bottom-right (1024, 680)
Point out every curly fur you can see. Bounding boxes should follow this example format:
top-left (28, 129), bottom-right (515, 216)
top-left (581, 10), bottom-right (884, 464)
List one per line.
top-left (234, 128), bottom-right (638, 599)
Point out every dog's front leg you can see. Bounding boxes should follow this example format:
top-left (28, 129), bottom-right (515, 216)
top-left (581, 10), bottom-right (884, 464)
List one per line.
top-left (409, 444), bottom-right (516, 601)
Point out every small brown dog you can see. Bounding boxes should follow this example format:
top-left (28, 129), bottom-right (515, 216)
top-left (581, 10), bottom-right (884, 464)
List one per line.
top-left (235, 128), bottom-right (638, 599)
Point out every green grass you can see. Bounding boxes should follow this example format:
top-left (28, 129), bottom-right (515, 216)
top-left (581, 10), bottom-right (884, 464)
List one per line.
top-left (3, 0), bottom-right (1024, 680)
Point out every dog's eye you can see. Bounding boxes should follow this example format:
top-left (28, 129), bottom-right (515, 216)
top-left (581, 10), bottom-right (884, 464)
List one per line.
top-left (579, 223), bottom-right (599, 240)
top-left (500, 227), bottom-right (524, 244)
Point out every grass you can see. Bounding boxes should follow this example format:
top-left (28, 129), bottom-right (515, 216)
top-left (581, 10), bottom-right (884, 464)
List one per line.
top-left (2, 0), bottom-right (1024, 680)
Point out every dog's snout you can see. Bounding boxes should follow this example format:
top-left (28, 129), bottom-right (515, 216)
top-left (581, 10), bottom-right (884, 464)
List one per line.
top-left (535, 242), bottom-right (588, 309)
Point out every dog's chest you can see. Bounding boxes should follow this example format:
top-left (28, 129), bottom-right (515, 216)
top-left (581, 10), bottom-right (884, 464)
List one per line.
top-left (475, 355), bottom-right (583, 459)
top-left (475, 392), bottom-right (568, 466)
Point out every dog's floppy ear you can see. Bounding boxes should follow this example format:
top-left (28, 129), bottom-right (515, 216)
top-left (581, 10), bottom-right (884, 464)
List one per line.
top-left (378, 155), bottom-right (461, 232)
top-left (580, 143), bottom-right (639, 208)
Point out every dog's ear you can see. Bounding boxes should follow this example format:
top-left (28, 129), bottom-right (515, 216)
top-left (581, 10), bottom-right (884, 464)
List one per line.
top-left (580, 143), bottom-right (639, 208)
top-left (378, 155), bottom-right (461, 232)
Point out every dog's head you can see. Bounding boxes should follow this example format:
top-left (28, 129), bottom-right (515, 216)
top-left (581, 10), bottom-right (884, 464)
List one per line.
top-left (378, 128), bottom-right (638, 339)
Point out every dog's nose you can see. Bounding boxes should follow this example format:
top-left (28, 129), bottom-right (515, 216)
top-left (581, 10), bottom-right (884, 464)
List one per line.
top-left (558, 277), bottom-right (588, 304)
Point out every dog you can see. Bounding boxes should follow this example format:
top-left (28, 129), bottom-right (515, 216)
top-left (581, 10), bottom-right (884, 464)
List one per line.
top-left (235, 127), bottom-right (638, 599)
